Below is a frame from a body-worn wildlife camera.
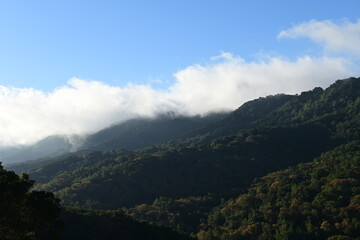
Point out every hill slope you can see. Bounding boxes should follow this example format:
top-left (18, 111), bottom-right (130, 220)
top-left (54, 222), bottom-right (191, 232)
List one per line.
top-left (5, 113), bottom-right (226, 169)
top-left (25, 77), bottom-right (360, 210)
top-left (1, 135), bottom-right (77, 164)
top-left (198, 141), bottom-right (360, 240)
top-left (60, 207), bottom-right (192, 240)
top-left (4, 77), bottom-right (359, 239)
top-left (80, 113), bottom-right (227, 151)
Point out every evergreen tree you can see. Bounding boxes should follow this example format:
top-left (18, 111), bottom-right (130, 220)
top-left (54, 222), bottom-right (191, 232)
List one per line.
top-left (0, 163), bottom-right (62, 240)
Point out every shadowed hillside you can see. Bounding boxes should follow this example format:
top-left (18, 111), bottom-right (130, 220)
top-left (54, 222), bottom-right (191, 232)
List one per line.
top-left (4, 77), bottom-right (360, 239)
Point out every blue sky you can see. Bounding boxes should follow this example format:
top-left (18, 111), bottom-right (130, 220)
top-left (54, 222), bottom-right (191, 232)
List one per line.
top-left (0, 0), bottom-right (359, 91)
top-left (1, 0), bottom-right (360, 146)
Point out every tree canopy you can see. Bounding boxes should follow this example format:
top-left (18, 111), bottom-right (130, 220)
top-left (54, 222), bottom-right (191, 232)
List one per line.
top-left (0, 164), bottom-right (62, 240)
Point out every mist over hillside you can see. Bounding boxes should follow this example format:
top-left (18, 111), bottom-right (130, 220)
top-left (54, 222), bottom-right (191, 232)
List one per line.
top-left (1, 52), bottom-right (351, 148)
top-left (3, 77), bottom-right (360, 240)
top-left (2, 2), bottom-right (360, 239)
top-left (3, 112), bottom-right (227, 165)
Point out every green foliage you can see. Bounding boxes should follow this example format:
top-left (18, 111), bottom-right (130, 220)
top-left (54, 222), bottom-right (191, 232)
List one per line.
top-left (60, 207), bottom-right (193, 240)
top-left (82, 113), bottom-right (227, 151)
top-left (6, 114), bottom-right (227, 172)
top-left (29, 122), bottom-right (334, 209)
top-left (125, 194), bottom-right (223, 235)
top-left (0, 164), bottom-right (62, 240)
top-left (200, 142), bottom-right (360, 240)
top-left (5, 77), bottom-right (360, 239)
top-left (0, 164), bottom-right (194, 240)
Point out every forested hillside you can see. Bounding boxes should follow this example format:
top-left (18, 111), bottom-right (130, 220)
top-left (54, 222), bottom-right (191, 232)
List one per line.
top-left (32, 123), bottom-right (335, 209)
top-left (3, 77), bottom-right (360, 239)
top-left (6, 113), bottom-right (226, 171)
top-left (60, 207), bottom-right (192, 240)
top-left (27, 78), bottom-right (360, 207)
top-left (198, 141), bottom-right (360, 240)
top-left (0, 165), bottom-right (192, 240)
top-left (0, 135), bottom-right (76, 164)
top-left (81, 113), bottom-right (227, 151)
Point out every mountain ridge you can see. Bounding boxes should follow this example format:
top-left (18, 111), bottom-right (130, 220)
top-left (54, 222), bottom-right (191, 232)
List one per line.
top-left (23, 77), bottom-right (359, 206)
top-left (3, 77), bottom-right (360, 240)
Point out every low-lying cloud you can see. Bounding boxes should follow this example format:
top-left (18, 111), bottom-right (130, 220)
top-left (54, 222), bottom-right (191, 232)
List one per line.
top-left (169, 54), bottom-right (350, 115)
top-left (0, 19), bottom-right (358, 146)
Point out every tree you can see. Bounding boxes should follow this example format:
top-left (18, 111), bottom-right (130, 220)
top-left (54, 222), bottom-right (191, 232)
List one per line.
top-left (0, 163), bottom-right (62, 240)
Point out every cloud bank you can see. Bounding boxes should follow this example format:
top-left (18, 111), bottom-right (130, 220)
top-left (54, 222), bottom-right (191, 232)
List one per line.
top-left (170, 54), bottom-right (350, 115)
top-left (0, 19), bottom-right (359, 146)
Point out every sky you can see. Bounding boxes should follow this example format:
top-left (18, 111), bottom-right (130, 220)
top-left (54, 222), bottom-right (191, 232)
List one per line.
top-left (0, 0), bottom-right (360, 146)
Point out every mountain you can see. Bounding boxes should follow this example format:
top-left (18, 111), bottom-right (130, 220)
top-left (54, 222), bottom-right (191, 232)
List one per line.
top-left (80, 112), bottom-right (227, 151)
top-left (8, 77), bottom-right (358, 168)
top-left (1, 135), bottom-right (78, 164)
top-left (193, 77), bottom-right (360, 140)
top-left (60, 207), bottom-right (193, 240)
top-left (24, 78), bottom-right (358, 204)
top-left (4, 77), bottom-right (360, 239)
top-left (0, 164), bottom-right (193, 240)
top-left (198, 141), bottom-right (360, 240)
top-left (124, 141), bottom-right (360, 239)
top-left (30, 123), bottom-right (335, 209)
top-left (4, 113), bottom-right (226, 168)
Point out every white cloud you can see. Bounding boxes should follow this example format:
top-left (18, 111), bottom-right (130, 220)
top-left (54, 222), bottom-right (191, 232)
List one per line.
top-left (278, 19), bottom-right (360, 56)
top-left (1, 19), bottom-right (359, 147)
top-left (169, 54), bottom-right (351, 115)
top-left (0, 53), bottom-right (352, 146)
top-left (0, 80), bottom-right (171, 146)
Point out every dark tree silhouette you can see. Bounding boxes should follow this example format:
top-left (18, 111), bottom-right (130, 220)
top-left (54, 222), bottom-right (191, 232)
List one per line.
top-left (0, 163), bottom-right (62, 240)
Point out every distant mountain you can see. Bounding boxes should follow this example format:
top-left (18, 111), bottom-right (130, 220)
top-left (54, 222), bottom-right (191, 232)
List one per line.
top-left (192, 77), bottom-right (360, 140)
top-left (9, 77), bottom-right (358, 167)
top-left (24, 77), bottom-right (359, 206)
top-left (4, 113), bottom-right (226, 167)
top-left (6, 77), bottom-right (360, 239)
top-left (1, 135), bottom-right (79, 164)
top-left (29, 123), bottom-right (334, 209)
top-left (80, 112), bottom-right (227, 151)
